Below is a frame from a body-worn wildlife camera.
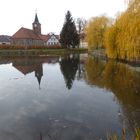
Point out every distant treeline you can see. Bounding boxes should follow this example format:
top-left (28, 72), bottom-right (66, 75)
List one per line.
top-left (86, 0), bottom-right (140, 61)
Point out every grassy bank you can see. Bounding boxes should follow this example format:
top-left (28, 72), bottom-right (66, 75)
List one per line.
top-left (108, 128), bottom-right (140, 140)
top-left (88, 49), bottom-right (107, 59)
top-left (0, 48), bottom-right (88, 56)
top-left (89, 49), bottom-right (140, 66)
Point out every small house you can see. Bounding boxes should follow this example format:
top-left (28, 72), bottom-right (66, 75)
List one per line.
top-left (0, 35), bottom-right (11, 45)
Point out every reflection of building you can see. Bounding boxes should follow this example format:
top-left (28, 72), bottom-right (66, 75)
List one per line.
top-left (35, 63), bottom-right (43, 88)
top-left (77, 61), bottom-right (85, 80)
top-left (2, 56), bottom-right (60, 88)
top-left (39, 133), bottom-right (43, 140)
top-left (76, 54), bottom-right (87, 80)
top-left (12, 59), bottom-right (43, 88)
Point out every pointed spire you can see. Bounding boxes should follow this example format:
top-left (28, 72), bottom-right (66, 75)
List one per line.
top-left (35, 64), bottom-right (43, 90)
top-left (32, 10), bottom-right (41, 34)
top-left (40, 132), bottom-right (43, 140)
top-left (33, 9), bottom-right (40, 23)
top-left (36, 75), bottom-right (42, 89)
top-left (34, 13), bottom-right (39, 23)
top-left (35, 71), bottom-right (42, 90)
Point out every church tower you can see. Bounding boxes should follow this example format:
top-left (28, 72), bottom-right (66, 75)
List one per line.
top-left (32, 13), bottom-right (41, 35)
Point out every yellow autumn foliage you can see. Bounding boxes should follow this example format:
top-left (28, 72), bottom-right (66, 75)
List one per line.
top-left (85, 16), bottom-right (111, 50)
top-left (105, 0), bottom-right (140, 61)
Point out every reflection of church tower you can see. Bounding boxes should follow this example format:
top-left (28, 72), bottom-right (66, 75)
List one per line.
top-left (39, 132), bottom-right (43, 140)
top-left (35, 64), bottom-right (43, 89)
top-left (32, 13), bottom-right (41, 35)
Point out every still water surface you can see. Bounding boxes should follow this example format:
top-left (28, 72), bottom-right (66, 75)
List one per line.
top-left (0, 54), bottom-right (140, 140)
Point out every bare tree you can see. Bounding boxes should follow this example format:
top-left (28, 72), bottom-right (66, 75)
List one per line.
top-left (76, 18), bottom-right (87, 35)
top-left (75, 18), bottom-right (87, 48)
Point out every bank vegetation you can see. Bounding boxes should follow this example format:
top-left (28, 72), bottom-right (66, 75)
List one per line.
top-left (86, 0), bottom-right (140, 62)
top-left (0, 46), bottom-right (87, 56)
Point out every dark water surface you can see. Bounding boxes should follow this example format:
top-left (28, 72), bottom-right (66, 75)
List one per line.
top-left (0, 54), bottom-right (140, 140)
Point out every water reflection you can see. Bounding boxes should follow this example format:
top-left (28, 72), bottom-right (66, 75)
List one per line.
top-left (85, 56), bottom-right (140, 130)
top-left (0, 56), bottom-right (59, 88)
top-left (12, 58), bottom-right (43, 88)
top-left (0, 55), bottom-right (140, 139)
top-left (59, 54), bottom-right (80, 89)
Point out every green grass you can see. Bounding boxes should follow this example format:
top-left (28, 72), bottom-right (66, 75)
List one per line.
top-left (0, 48), bottom-right (88, 56)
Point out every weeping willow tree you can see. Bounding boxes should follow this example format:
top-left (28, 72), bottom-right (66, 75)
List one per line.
top-left (105, 0), bottom-right (140, 61)
top-left (85, 16), bottom-right (111, 50)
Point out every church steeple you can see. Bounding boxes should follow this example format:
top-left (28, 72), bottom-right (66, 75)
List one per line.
top-left (34, 13), bottom-right (39, 23)
top-left (32, 12), bottom-right (41, 35)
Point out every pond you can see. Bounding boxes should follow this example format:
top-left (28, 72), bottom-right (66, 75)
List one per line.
top-left (0, 54), bottom-right (140, 140)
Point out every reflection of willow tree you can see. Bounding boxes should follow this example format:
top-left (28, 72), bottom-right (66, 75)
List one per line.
top-left (103, 60), bottom-right (140, 128)
top-left (60, 55), bottom-right (80, 89)
top-left (85, 56), bottom-right (106, 87)
top-left (85, 57), bottom-right (140, 128)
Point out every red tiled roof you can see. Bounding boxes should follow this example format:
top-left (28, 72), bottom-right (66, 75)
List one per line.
top-left (11, 28), bottom-right (60, 42)
top-left (39, 34), bottom-right (49, 41)
top-left (11, 27), bottom-right (42, 40)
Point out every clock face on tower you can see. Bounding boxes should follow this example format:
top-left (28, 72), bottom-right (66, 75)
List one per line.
top-left (34, 24), bottom-right (37, 27)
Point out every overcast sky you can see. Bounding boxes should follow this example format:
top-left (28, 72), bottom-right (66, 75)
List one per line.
top-left (0, 0), bottom-right (126, 35)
